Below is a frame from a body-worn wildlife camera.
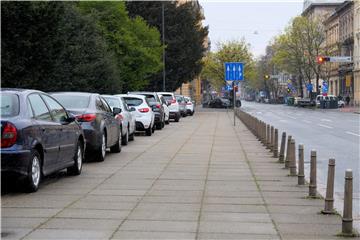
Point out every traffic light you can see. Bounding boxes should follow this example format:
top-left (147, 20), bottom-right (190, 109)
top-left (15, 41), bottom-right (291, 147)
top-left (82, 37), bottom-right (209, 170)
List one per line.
top-left (316, 56), bottom-right (330, 64)
top-left (264, 75), bottom-right (270, 80)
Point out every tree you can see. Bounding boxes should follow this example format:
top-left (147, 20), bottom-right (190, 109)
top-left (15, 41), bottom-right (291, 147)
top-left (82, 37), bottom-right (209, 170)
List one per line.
top-left (202, 40), bottom-right (256, 92)
top-left (1, 1), bottom-right (120, 93)
top-left (126, 1), bottom-right (209, 91)
top-left (78, 2), bottom-right (163, 92)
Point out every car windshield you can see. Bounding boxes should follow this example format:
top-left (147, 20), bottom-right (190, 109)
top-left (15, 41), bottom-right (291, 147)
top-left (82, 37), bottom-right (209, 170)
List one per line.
top-left (52, 94), bottom-right (90, 109)
top-left (103, 97), bottom-right (121, 109)
top-left (0, 93), bottom-right (20, 117)
top-left (124, 97), bottom-right (143, 106)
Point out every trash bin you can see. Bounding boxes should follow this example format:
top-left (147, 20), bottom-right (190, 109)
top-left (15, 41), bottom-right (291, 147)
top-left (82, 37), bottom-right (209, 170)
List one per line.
top-left (287, 97), bottom-right (294, 106)
top-left (326, 100), bottom-right (331, 109)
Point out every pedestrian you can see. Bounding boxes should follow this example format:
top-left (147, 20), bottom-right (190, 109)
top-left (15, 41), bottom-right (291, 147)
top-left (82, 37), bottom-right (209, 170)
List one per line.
top-left (346, 96), bottom-right (350, 106)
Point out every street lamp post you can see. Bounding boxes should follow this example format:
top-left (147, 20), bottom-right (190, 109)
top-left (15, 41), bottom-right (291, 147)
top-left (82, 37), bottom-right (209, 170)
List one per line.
top-left (162, 2), bottom-right (166, 91)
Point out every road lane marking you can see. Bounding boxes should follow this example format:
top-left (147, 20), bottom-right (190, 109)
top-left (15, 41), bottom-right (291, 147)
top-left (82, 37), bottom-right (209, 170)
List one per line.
top-left (318, 124), bottom-right (333, 129)
top-left (302, 120), bottom-right (311, 124)
top-left (321, 119), bottom-right (332, 122)
top-left (346, 131), bottom-right (360, 137)
top-left (288, 116), bottom-right (297, 120)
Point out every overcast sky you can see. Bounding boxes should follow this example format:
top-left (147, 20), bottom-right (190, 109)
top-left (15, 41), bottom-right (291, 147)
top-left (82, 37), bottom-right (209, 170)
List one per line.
top-left (199, 0), bottom-right (304, 58)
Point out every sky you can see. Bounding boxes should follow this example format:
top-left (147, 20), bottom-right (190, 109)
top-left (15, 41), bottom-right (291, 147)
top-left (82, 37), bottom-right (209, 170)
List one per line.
top-left (199, 0), bottom-right (304, 58)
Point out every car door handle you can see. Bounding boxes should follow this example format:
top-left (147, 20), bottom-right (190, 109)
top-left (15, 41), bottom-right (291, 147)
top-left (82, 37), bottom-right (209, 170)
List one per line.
top-left (41, 127), bottom-right (46, 132)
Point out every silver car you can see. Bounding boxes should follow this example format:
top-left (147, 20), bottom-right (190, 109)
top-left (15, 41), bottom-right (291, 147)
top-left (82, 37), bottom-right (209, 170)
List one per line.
top-left (103, 95), bottom-right (136, 145)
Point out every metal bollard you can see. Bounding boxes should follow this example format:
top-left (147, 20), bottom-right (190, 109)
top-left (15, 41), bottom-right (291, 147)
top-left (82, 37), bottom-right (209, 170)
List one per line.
top-left (284, 135), bottom-right (292, 168)
top-left (309, 150), bottom-right (317, 197)
top-left (270, 126), bottom-right (274, 152)
top-left (289, 139), bottom-right (297, 176)
top-left (266, 124), bottom-right (271, 149)
top-left (279, 132), bottom-right (286, 163)
top-left (298, 144), bottom-right (305, 185)
top-left (273, 129), bottom-right (278, 158)
top-left (322, 159), bottom-right (335, 214)
top-left (342, 169), bottom-right (353, 235)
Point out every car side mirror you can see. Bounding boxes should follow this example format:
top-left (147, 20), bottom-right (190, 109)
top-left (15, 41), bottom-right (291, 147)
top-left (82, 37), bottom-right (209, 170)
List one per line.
top-left (113, 107), bottom-right (122, 115)
top-left (62, 112), bottom-right (76, 124)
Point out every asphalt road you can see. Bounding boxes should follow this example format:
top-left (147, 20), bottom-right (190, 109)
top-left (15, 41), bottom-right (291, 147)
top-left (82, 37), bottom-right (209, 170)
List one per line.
top-left (240, 101), bottom-right (360, 224)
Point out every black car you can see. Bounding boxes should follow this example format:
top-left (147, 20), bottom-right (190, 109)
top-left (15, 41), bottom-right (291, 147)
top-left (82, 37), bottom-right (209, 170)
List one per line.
top-left (51, 92), bottom-right (122, 162)
top-left (128, 92), bottom-right (165, 130)
top-left (1, 89), bottom-right (85, 192)
top-left (209, 97), bottom-right (231, 108)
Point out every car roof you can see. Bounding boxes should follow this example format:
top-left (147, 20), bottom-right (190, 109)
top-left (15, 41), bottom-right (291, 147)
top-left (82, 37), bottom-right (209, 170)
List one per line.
top-left (51, 92), bottom-right (98, 97)
top-left (128, 91), bottom-right (157, 95)
top-left (1, 88), bottom-right (43, 94)
top-left (120, 94), bottom-right (147, 99)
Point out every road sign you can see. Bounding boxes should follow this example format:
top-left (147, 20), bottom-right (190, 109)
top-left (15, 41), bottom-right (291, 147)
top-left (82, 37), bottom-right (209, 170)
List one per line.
top-left (322, 81), bottom-right (328, 94)
top-left (224, 62), bottom-right (244, 81)
top-left (306, 83), bottom-right (313, 92)
top-left (329, 56), bottom-right (352, 63)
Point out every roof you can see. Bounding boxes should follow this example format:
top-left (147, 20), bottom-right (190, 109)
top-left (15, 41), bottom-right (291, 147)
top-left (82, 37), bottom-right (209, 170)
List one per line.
top-left (302, 1), bottom-right (343, 16)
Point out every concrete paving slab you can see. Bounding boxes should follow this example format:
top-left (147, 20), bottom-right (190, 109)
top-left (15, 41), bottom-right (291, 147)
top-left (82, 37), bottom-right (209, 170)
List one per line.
top-left (1, 217), bottom-right (47, 229)
top-left (199, 221), bottom-right (277, 235)
top-left (128, 210), bottom-right (199, 221)
top-left (39, 218), bottom-right (121, 230)
top-left (200, 212), bottom-right (272, 223)
top-left (119, 220), bottom-right (198, 232)
top-left (1, 207), bottom-right (61, 218)
top-left (112, 230), bottom-right (196, 240)
top-left (23, 229), bottom-right (113, 239)
top-left (198, 232), bottom-right (280, 240)
top-left (56, 209), bottom-right (130, 219)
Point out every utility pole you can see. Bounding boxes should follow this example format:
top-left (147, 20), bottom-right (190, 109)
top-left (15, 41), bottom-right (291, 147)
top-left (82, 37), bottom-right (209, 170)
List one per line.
top-left (162, 2), bottom-right (166, 91)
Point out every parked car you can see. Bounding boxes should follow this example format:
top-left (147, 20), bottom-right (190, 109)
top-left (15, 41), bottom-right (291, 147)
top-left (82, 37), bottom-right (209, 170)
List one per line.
top-left (316, 95), bottom-right (342, 108)
top-left (1, 89), bottom-right (85, 192)
top-left (157, 92), bottom-right (181, 122)
top-left (129, 92), bottom-right (165, 130)
top-left (51, 92), bottom-right (122, 162)
top-left (121, 94), bottom-right (155, 136)
top-left (158, 94), bottom-right (170, 124)
top-left (103, 95), bottom-right (136, 145)
top-left (209, 97), bottom-right (230, 108)
top-left (184, 96), bottom-right (195, 116)
top-left (175, 95), bottom-right (187, 117)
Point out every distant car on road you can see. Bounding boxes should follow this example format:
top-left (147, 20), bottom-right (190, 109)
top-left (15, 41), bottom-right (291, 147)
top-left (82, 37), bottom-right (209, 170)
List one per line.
top-left (157, 92), bottom-right (181, 122)
top-left (1, 89), bottom-right (85, 192)
top-left (103, 95), bottom-right (136, 145)
top-left (209, 97), bottom-right (230, 108)
top-left (51, 92), bottom-right (122, 162)
top-left (121, 94), bottom-right (155, 136)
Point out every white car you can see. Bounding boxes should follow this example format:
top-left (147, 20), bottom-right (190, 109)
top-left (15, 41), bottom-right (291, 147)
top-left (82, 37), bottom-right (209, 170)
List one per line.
top-left (158, 94), bottom-right (170, 124)
top-left (184, 96), bottom-right (195, 116)
top-left (121, 94), bottom-right (155, 136)
top-left (157, 92), bottom-right (181, 122)
top-left (103, 95), bottom-right (136, 145)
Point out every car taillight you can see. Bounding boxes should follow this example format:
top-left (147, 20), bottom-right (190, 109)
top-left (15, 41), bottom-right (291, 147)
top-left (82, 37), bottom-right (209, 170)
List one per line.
top-left (156, 104), bottom-right (161, 109)
top-left (139, 108), bottom-right (150, 113)
top-left (115, 114), bottom-right (123, 121)
top-left (76, 114), bottom-right (96, 122)
top-left (171, 99), bottom-right (176, 104)
top-left (1, 122), bottom-right (17, 148)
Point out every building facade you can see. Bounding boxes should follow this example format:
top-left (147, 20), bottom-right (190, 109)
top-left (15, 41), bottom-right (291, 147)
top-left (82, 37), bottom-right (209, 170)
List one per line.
top-left (354, 0), bottom-right (360, 105)
top-left (337, 1), bottom-right (354, 101)
top-left (324, 11), bottom-right (340, 96)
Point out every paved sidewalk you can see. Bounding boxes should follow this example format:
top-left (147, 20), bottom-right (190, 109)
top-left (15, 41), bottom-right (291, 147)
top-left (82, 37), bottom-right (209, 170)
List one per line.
top-left (1, 110), bottom-right (354, 239)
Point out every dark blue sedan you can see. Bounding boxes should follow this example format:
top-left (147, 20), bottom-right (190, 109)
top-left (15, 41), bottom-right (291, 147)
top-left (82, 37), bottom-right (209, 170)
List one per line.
top-left (1, 89), bottom-right (85, 192)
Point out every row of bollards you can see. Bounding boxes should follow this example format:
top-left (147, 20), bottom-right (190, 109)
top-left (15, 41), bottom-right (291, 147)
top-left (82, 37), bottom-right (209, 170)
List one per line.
top-left (235, 109), bottom-right (355, 236)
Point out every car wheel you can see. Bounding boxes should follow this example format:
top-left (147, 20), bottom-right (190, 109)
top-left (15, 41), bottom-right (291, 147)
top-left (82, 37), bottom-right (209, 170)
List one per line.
top-left (129, 129), bottom-right (135, 141)
top-left (24, 150), bottom-right (41, 192)
top-left (165, 120), bottom-right (170, 125)
top-left (156, 122), bottom-right (162, 130)
top-left (110, 130), bottom-right (122, 153)
top-left (175, 115), bottom-right (180, 122)
top-left (67, 141), bottom-right (83, 176)
top-left (146, 126), bottom-right (152, 136)
top-left (96, 133), bottom-right (107, 161)
top-left (121, 130), bottom-right (128, 146)
top-left (190, 111), bottom-right (194, 116)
